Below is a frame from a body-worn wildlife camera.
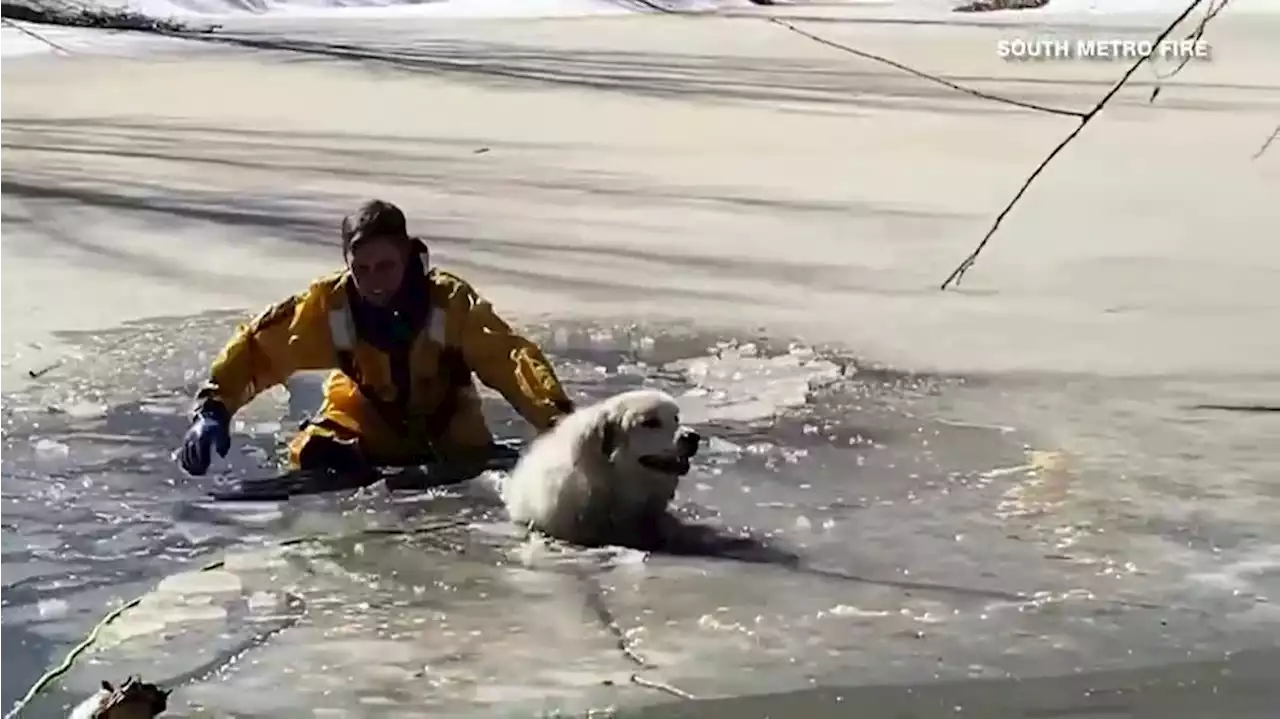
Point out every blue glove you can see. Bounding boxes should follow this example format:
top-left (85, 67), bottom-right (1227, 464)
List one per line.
top-left (179, 404), bottom-right (231, 476)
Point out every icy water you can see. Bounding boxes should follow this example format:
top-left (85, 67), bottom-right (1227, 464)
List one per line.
top-left (2, 315), bottom-right (1278, 718)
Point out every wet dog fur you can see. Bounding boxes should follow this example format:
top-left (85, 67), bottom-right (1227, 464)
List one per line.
top-left (503, 389), bottom-right (701, 548)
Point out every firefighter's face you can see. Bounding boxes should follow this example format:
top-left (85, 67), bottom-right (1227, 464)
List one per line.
top-left (348, 238), bottom-right (407, 306)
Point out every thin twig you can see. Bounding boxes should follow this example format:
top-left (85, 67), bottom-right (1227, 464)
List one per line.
top-left (1, 17), bottom-right (72, 54)
top-left (1148, 0), bottom-right (1230, 104)
top-left (24, 331), bottom-right (146, 380)
top-left (1253, 123), bottom-right (1280, 160)
top-left (939, 0), bottom-right (1213, 290)
top-left (768, 18), bottom-right (1084, 119)
top-left (578, 569), bottom-right (653, 668)
top-left (631, 673), bottom-right (698, 700)
top-left (1189, 403), bottom-right (1280, 413)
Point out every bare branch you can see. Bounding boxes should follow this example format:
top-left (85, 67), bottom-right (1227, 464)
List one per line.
top-left (1, 17), bottom-right (71, 54)
top-left (768, 18), bottom-right (1085, 119)
top-left (1148, 0), bottom-right (1230, 104)
top-left (1254, 123), bottom-right (1280, 160)
top-left (939, 0), bottom-right (1213, 291)
top-left (631, 673), bottom-right (698, 699)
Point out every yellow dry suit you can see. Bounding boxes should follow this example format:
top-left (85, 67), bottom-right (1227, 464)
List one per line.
top-left (195, 257), bottom-right (573, 469)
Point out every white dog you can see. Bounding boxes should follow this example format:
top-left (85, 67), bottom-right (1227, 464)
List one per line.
top-left (502, 388), bottom-right (701, 548)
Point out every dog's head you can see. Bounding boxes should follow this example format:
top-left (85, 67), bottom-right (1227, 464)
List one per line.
top-left (598, 390), bottom-right (701, 477)
top-left (89, 677), bottom-right (170, 719)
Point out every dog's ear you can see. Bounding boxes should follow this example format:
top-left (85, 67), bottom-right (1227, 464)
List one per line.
top-left (152, 686), bottom-right (172, 713)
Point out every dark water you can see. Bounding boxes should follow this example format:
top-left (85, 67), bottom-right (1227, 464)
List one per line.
top-left (2, 314), bottom-right (1277, 718)
top-left (629, 644), bottom-right (1280, 719)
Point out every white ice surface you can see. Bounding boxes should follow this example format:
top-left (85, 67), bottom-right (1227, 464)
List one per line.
top-left (0, 0), bottom-right (765, 57)
top-left (0, 21), bottom-right (195, 57)
top-left (10, 16), bottom-right (1280, 380)
top-left (1037, 0), bottom-right (1280, 14)
top-left (8, 0), bottom-right (1279, 60)
top-left (670, 343), bottom-right (844, 424)
top-left (118, 0), bottom-right (651, 18)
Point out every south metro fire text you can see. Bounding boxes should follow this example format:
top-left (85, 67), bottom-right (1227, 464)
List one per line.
top-left (997, 38), bottom-right (1213, 62)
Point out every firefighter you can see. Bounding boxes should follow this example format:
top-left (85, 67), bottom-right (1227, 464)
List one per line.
top-left (178, 199), bottom-right (574, 477)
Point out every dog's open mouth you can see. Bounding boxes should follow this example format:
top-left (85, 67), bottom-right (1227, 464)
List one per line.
top-left (638, 454), bottom-right (692, 475)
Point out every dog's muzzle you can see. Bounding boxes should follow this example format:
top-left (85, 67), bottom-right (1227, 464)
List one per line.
top-left (676, 428), bottom-right (701, 459)
top-left (638, 429), bottom-right (702, 475)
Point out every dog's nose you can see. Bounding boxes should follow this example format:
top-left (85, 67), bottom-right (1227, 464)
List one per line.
top-left (677, 429), bottom-right (702, 457)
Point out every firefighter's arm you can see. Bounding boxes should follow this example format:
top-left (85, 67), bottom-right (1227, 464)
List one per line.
top-left (195, 289), bottom-right (337, 417)
top-left (456, 287), bottom-right (574, 432)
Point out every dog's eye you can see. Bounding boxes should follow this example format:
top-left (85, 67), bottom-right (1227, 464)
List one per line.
top-left (639, 417), bottom-right (663, 429)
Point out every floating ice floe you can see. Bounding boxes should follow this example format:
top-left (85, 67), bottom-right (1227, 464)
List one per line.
top-left (668, 342), bottom-right (843, 424)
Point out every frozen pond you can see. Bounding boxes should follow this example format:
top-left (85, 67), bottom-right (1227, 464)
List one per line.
top-left (4, 1), bottom-right (1280, 713)
top-left (3, 314), bottom-right (1277, 717)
